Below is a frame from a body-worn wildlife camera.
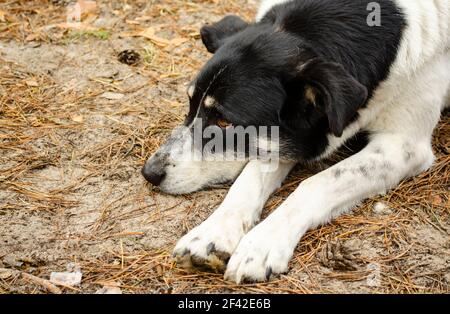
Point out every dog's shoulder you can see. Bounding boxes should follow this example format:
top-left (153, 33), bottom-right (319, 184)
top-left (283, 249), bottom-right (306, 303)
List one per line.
top-left (389, 0), bottom-right (450, 77)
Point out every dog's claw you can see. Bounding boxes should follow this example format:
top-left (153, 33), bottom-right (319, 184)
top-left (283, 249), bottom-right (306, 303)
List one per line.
top-left (173, 241), bottom-right (232, 274)
top-left (172, 215), bottom-right (245, 275)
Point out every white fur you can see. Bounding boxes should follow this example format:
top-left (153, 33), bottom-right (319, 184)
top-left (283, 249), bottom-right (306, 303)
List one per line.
top-left (256, 0), bottom-right (293, 21)
top-left (155, 125), bottom-right (246, 194)
top-left (225, 134), bottom-right (436, 282)
top-left (173, 161), bottom-right (295, 270)
top-left (318, 0), bottom-right (450, 159)
top-left (224, 0), bottom-right (450, 282)
top-left (174, 0), bottom-right (450, 283)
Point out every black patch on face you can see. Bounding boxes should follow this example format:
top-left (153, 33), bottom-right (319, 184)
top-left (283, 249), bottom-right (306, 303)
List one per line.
top-left (186, 0), bottom-right (405, 162)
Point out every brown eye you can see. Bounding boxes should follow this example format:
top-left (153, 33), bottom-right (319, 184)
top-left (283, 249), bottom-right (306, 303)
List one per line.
top-left (217, 119), bottom-right (231, 128)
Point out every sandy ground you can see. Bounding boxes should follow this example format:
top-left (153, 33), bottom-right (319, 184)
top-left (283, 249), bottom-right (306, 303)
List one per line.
top-left (0, 0), bottom-right (449, 294)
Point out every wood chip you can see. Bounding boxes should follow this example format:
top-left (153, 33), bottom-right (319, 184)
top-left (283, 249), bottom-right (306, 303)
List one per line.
top-left (72, 115), bottom-right (84, 123)
top-left (0, 10), bottom-right (6, 22)
top-left (25, 33), bottom-right (40, 42)
top-left (101, 92), bottom-right (125, 100)
top-left (25, 79), bottom-right (39, 87)
top-left (95, 284), bottom-right (122, 294)
top-left (67, 0), bottom-right (98, 22)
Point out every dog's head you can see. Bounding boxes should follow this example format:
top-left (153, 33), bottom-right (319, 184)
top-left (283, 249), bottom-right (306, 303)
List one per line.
top-left (142, 15), bottom-right (368, 194)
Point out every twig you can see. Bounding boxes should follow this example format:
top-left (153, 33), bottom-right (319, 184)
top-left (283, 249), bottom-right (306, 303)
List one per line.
top-left (21, 272), bottom-right (62, 294)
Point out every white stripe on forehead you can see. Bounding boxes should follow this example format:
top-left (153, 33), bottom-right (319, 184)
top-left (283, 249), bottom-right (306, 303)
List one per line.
top-left (187, 65), bottom-right (228, 129)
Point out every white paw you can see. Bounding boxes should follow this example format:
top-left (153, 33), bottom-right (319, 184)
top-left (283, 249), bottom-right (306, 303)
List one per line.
top-left (224, 221), bottom-right (293, 283)
top-left (172, 214), bottom-right (247, 273)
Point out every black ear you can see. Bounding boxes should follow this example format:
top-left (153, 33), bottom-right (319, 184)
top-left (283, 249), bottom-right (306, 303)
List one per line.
top-left (200, 15), bottom-right (249, 53)
top-left (282, 59), bottom-right (368, 137)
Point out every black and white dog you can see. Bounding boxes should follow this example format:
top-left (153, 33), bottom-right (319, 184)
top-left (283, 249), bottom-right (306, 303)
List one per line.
top-left (142, 0), bottom-right (450, 283)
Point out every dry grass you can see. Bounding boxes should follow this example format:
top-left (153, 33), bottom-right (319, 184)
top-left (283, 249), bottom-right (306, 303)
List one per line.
top-left (0, 0), bottom-right (449, 294)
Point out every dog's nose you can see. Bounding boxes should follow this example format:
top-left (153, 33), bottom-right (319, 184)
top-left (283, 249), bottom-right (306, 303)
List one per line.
top-left (141, 162), bottom-right (166, 186)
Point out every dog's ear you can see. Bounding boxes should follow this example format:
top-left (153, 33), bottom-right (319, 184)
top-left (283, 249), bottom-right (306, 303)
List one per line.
top-left (200, 15), bottom-right (249, 53)
top-left (280, 59), bottom-right (368, 137)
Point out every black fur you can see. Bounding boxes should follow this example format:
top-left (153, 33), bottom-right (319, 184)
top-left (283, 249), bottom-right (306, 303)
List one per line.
top-left (187, 0), bottom-right (406, 161)
top-left (200, 15), bottom-right (249, 53)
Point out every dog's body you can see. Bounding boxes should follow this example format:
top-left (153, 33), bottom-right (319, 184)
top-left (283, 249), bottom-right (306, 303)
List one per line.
top-left (142, 0), bottom-right (450, 283)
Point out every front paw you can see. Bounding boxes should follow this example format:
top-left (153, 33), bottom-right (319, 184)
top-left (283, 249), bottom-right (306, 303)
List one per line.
top-left (224, 223), bottom-right (293, 283)
top-left (172, 216), bottom-right (245, 273)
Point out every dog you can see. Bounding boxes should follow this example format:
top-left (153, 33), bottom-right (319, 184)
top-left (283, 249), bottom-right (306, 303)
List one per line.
top-left (142, 0), bottom-right (450, 283)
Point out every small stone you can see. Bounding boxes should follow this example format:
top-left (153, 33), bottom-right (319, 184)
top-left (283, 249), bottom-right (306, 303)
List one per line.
top-left (50, 270), bottom-right (82, 286)
top-left (373, 202), bottom-right (393, 215)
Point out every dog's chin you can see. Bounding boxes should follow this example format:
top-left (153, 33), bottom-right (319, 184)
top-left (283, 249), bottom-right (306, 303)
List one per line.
top-left (156, 178), bottom-right (212, 195)
top-left (156, 174), bottom-right (235, 195)
top-left (156, 184), bottom-right (204, 196)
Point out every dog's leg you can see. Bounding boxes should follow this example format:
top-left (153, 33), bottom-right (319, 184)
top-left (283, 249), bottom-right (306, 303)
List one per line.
top-left (224, 133), bottom-right (435, 283)
top-left (173, 160), bottom-right (295, 273)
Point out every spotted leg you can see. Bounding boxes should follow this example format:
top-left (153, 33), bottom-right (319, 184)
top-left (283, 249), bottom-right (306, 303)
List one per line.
top-left (225, 134), bottom-right (435, 282)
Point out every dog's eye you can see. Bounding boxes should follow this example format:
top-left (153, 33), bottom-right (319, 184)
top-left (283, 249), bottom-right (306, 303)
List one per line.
top-left (217, 119), bottom-right (232, 128)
